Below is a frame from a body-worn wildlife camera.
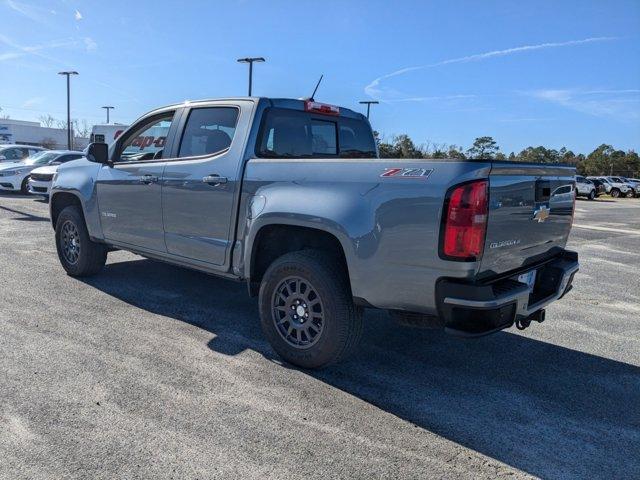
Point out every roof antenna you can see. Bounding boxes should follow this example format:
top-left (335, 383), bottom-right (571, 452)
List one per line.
top-left (309, 74), bottom-right (323, 101)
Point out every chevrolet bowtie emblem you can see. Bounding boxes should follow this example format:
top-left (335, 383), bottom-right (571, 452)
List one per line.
top-left (533, 205), bottom-right (550, 223)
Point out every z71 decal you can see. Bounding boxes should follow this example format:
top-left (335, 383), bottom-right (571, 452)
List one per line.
top-left (380, 167), bottom-right (433, 179)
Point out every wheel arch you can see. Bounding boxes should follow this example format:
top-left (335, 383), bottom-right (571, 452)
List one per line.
top-left (246, 222), bottom-right (352, 298)
top-left (50, 192), bottom-right (83, 229)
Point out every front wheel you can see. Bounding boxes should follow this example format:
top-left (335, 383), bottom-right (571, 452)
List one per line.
top-left (610, 189), bottom-right (620, 198)
top-left (626, 190), bottom-right (635, 198)
top-left (20, 176), bottom-right (30, 194)
top-left (588, 190), bottom-right (596, 200)
top-left (258, 250), bottom-right (363, 369)
top-left (55, 205), bottom-right (107, 276)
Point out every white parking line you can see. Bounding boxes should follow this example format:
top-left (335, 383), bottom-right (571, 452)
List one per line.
top-left (572, 224), bottom-right (640, 235)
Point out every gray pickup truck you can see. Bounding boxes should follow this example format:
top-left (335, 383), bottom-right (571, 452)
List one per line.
top-left (50, 97), bottom-right (579, 368)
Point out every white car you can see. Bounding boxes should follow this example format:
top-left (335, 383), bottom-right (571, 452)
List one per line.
top-left (0, 150), bottom-right (83, 194)
top-left (27, 151), bottom-right (84, 197)
top-left (0, 144), bottom-right (45, 163)
top-left (575, 175), bottom-right (596, 200)
top-left (610, 176), bottom-right (640, 197)
top-left (587, 176), bottom-right (631, 198)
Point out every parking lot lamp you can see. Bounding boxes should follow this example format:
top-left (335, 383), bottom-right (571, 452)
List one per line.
top-left (237, 57), bottom-right (265, 96)
top-left (359, 100), bottom-right (379, 120)
top-left (102, 106), bottom-right (114, 124)
top-left (58, 71), bottom-right (78, 149)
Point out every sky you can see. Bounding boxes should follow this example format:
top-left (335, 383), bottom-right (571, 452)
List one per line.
top-left (0, 0), bottom-right (639, 154)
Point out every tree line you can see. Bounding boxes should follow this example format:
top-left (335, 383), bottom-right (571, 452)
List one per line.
top-left (374, 133), bottom-right (640, 177)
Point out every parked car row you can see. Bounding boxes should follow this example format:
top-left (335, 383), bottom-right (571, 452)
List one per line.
top-left (575, 175), bottom-right (639, 199)
top-left (1, 143), bottom-right (638, 204)
top-left (0, 149), bottom-right (84, 196)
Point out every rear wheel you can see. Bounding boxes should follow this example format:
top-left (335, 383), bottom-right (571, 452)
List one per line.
top-left (258, 250), bottom-right (363, 369)
top-left (588, 190), bottom-right (595, 200)
top-left (20, 176), bottom-right (30, 194)
top-left (626, 190), bottom-right (635, 198)
top-left (55, 205), bottom-right (107, 276)
top-left (610, 189), bottom-right (620, 198)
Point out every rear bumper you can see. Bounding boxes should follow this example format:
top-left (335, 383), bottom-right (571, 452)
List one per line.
top-left (437, 250), bottom-right (579, 337)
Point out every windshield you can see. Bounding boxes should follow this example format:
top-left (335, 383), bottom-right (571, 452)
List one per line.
top-left (23, 152), bottom-right (59, 165)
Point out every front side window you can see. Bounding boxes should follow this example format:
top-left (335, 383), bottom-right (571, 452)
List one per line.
top-left (55, 154), bottom-right (83, 164)
top-left (24, 152), bottom-right (58, 165)
top-left (118, 113), bottom-right (174, 162)
top-left (178, 107), bottom-right (238, 158)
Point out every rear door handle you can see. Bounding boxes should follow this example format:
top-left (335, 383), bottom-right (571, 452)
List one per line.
top-left (139, 174), bottom-right (158, 184)
top-left (203, 175), bottom-right (228, 185)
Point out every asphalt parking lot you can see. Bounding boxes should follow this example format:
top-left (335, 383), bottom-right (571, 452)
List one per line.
top-left (1, 193), bottom-right (639, 479)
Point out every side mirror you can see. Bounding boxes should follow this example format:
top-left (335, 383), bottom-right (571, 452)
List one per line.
top-left (85, 142), bottom-right (110, 165)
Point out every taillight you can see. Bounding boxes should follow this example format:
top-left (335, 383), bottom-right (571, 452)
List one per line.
top-left (441, 180), bottom-right (488, 261)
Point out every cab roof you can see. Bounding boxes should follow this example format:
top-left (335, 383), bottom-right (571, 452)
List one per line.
top-left (147, 97), bottom-right (367, 121)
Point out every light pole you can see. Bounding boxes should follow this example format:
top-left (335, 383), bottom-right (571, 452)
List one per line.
top-left (359, 100), bottom-right (379, 120)
top-left (237, 57), bottom-right (265, 96)
top-left (102, 106), bottom-right (114, 124)
top-left (58, 71), bottom-right (78, 149)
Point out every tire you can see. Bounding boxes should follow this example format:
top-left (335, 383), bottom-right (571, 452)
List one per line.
top-left (610, 189), bottom-right (620, 198)
top-left (626, 190), bottom-right (635, 198)
top-left (20, 176), bottom-right (30, 194)
top-left (588, 190), bottom-right (595, 200)
top-left (258, 250), bottom-right (363, 369)
top-left (55, 205), bottom-right (107, 276)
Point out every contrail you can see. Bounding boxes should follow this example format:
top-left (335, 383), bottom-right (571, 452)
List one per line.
top-left (365, 37), bottom-right (618, 99)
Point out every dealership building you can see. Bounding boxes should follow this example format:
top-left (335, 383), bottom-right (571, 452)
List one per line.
top-left (0, 118), bottom-right (68, 148)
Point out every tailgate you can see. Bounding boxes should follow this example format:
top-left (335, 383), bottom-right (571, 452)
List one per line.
top-left (478, 162), bottom-right (575, 277)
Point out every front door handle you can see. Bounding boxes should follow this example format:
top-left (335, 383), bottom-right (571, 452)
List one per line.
top-left (139, 174), bottom-right (158, 184)
top-left (203, 175), bottom-right (228, 186)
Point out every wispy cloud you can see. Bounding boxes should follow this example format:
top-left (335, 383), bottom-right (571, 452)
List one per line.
top-left (0, 34), bottom-right (78, 63)
top-left (4, 0), bottom-right (54, 24)
top-left (497, 116), bottom-right (553, 123)
top-left (83, 37), bottom-right (97, 51)
top-left (21, 97), bottom-right (45, 108)
top-left (387, 94), bottom-right (478, 103)
top-left (0, 52), bottom-right (21, 61)
top-left (527, 88), bottom-right (640, 120)
top-left (365, 37), bottom-right (619, 101)
top-left (74, 9), bottom-right (82, 21)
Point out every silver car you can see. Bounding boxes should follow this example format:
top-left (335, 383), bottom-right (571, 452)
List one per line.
top-left (612, 176), bottom-right (640, 197)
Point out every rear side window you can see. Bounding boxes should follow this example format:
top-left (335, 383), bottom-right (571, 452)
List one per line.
top-left (311, 120), bottom-right (337, 155)
top-left (3, 148), bottom-right (24, 160)
top-left (338, 118), bottom-right (377, 158)
top-left (178, 107), bottom-right (238, 158)
top-left (257, 108), bottom-right (376, 159)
